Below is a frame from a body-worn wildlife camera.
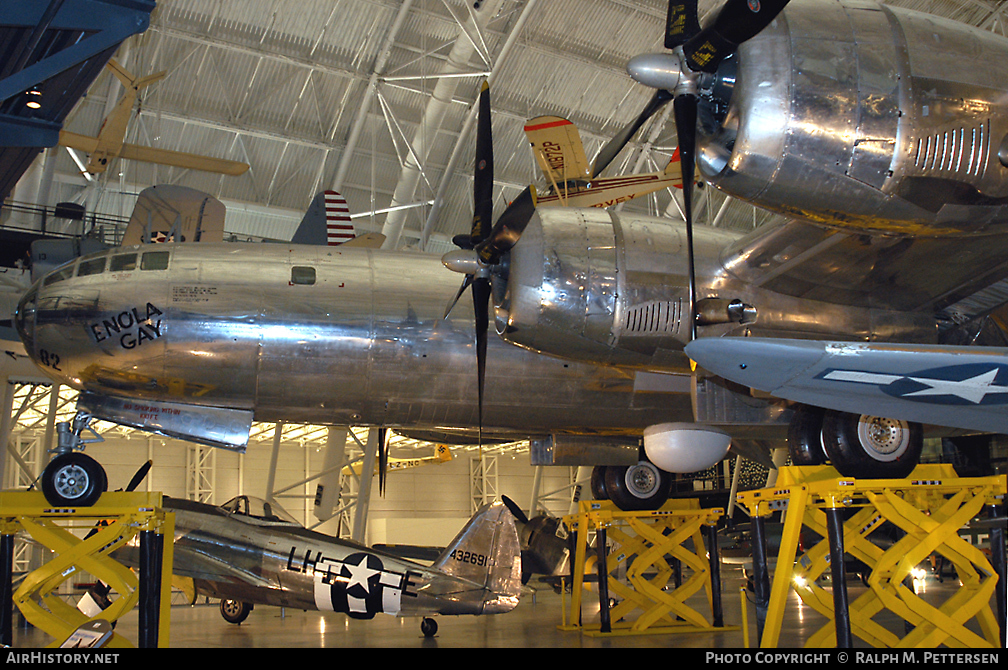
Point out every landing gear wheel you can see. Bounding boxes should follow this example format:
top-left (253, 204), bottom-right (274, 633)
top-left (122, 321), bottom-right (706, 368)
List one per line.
top-left (420, 617), bottom-right (438, 638)
top-left (603, 461), bottom-right (672, 511)
top-left (590, 466), bottom-right (608, 500)
top-left (821, 411), bottom-right (922, 479)
top-left (220, 599), bottom-right (253, 624)
top-left (787, 406), bottom-right (828, 466)
top-left (40, 452), bottom-right (107, 507)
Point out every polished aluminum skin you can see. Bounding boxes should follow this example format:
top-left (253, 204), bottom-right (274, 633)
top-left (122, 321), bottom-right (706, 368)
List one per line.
top-left (498, 207), bottom-right (942, 366)
top-left (634, 0), bottom-right (1008, 235)
top-left (14, 242), bottom-right (695, 436)
top-left (115, 496), bottom-right (522, 618)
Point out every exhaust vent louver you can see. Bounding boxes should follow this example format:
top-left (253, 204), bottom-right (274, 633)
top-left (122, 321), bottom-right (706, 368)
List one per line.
top-left (624, 299), bottom-right (682, 335)
top-left (914, 119), bottom-right (990, 178)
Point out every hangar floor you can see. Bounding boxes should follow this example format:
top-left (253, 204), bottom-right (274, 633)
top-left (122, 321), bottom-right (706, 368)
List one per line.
top-left (9, 563), bottom-right (996, 649)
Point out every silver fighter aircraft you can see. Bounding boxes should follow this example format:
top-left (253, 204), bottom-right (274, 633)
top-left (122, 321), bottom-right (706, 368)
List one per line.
top-left (113, 494), bottom-right (522, 638)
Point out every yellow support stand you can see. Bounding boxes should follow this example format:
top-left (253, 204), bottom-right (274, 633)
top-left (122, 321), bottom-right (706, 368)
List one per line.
top-left (0, 491), bottom-right (174, 648)
top-left (735, 464), bottom-right (1006, 648)
top-left (560, 498), bottom-right (737, 637)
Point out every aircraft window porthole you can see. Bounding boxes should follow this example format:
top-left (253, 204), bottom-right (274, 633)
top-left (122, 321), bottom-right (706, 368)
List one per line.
top-left (141, 250), bottom-right (170, 271)
top-left (77, 256), bottom-right (107, 277)
top-left (109, 253), bottom-right (137, 272)
top-left (291, 266), bottom-right (316, 285)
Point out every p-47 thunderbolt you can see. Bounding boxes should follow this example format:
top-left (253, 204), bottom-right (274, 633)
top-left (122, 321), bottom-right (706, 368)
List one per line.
top-left (113, 495), bottom-right (522, 638)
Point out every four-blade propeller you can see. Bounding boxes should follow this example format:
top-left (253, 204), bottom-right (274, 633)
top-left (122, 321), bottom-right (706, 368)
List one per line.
top-left (442, 82), bottom-right (538, 450)
top-left (621, 0), bottom-right (791, 339)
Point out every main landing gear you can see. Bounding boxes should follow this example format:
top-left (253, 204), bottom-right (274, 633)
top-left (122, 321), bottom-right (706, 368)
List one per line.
top-left (590, 459), bottom-right (673, 511)
top-left (39, 411), bottom-right (109, 507)
top-left (787, 405), bottom-right (923, 479)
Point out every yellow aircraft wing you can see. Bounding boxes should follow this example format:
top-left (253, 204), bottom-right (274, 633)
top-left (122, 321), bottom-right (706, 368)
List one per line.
top-left (536, 148), bottom-right (684, 209)
top-left (524, 116), bottom-right (591, 186)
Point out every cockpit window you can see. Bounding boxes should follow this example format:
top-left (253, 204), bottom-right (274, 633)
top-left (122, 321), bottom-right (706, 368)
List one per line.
top-left (219, 495), bottom-right (300, 525)
top-left (109, 253), bottom-right (137, 272)
top-left (141, 250), bottom-right (170, 271)
top-left (77, 256), bottom-right (107, 277)
top-left (43, 262), bottom-right (77, 286)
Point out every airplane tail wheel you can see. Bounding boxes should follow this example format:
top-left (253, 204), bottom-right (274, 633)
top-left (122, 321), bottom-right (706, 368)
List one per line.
top-left (41, 452), bottom-right (107, 507)
top-left (220, 599), bottom-right (253, 624)
top-left (787, 406), bottom-right (827, 466)
top-left (603, 461), bottom-right (672, 511)
top-left (821, 411), bottom-right (922, 479)
top-left (590, 466), bottom-right (608, 501)
top-left (421, 617), bottom-right (438, 638)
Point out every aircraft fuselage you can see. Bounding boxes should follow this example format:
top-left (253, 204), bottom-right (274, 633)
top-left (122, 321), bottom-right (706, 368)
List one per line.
top-left (15, 242), bottom-right (694, 436)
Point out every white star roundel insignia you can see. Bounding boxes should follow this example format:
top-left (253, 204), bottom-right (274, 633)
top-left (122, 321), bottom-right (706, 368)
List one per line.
top-left (820, 363), bottom-right (1008, 406)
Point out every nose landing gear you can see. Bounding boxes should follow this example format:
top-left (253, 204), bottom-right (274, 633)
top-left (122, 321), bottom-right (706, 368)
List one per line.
top-left (39, 412), bottom-right (108, 507)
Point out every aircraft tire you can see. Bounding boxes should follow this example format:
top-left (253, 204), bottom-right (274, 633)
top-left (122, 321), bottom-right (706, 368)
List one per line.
top-left (603, 461), bottom-right (672, 511)
top-left (821, 411), bottom-right (922, 479)
top-left (421, 617), bottom-right (438, 637)
top-left (787, 406), bottom-right (828, 466)
top-left (41, 452), bottom-right (107, 507)
top-left (590, 466), bottom-right (609, 501)
top-left (220, 599), bottom-right (253, 624)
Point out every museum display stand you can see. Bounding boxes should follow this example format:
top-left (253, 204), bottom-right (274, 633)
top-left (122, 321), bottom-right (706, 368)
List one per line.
top-left (735, 464), bottom-right (1006, 648)
top-left (559, 497), bottom-right (735, 637)
top-left (0, 490), bottom-right (174, 648)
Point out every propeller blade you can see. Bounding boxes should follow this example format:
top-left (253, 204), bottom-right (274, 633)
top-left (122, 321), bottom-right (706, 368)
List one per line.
top-left (673, 94), bottom-right (698, 341)
top-left (683, 0), bottom-right (790, 73)
top-left (126, 459), bottom-right (152, 491)
top-left (378, 428), bottom-right (388, 496)
top-left (472, 275), bottom-right (492, 449)
top-left (664, 0), bottom-right (701, 49)
top-left (590, 89), bottom-right (673, 179)
top-left (501, 495), bottom-right (530, 525)
top-left (443, 273), bottom-right (473, 320)
top-left (476, 185), bottom-right (538, 265)
top-left (471, 81), bottom-right (494, 246)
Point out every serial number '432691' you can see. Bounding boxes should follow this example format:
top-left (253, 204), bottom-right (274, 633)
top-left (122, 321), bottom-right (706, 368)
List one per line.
top-left (450, 549), bottom-right (489, 566)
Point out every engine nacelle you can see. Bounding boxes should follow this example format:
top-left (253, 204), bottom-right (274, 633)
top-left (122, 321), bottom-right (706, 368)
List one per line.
top-left (696, 0), bottom-right (1008, 235)
top-left (496, 207), bottom-right (738, 371)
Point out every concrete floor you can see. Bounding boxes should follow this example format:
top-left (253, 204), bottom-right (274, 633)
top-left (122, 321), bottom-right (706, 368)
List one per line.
top-left (9, 563), bottom-right (1001, 649)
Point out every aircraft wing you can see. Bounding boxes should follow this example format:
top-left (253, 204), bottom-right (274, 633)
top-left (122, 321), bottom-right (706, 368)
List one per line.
top-left (685, 337), bottom-right (1008, 434)
top-left (116, 142), bottom-right (250, 176)
top-left (524, 116), bottom-right (591, 185)
top-left (718, 217), bottom-right (1008, 324)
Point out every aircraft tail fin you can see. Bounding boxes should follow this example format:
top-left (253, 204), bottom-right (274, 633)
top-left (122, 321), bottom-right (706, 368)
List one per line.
top-left (432, 500), bottom-right (523, 612)
top-left (435, 445), bottom-right (453, 463)
top-left (664, 146), bottom-right (682, 177)
top-left (292, 190), bottom-right (359, 246)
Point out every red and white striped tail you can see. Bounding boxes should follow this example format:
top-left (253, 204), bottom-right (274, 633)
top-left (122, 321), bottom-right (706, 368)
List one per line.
top-left (324, 190), bottom-right (354, 245)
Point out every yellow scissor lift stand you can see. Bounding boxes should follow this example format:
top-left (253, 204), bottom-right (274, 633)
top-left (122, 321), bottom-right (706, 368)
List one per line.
top-left (0, 490), bottom-right (175, 648)
top-left (560, 497), bottom-right (737, 638)
top-left (735, 464), bottom-right (1006, 648)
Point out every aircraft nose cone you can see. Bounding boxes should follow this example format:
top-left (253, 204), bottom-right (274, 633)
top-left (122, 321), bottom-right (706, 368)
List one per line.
top-left (14, 285), bottom-right (37, 354)
top-left (626, 52), bottom-right (683, 91)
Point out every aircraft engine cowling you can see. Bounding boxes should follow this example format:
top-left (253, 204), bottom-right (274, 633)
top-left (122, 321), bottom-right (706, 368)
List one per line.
top-left (495, 207), bottom-right (734, 370)
top-left (694, 0), bottom-right (1008, 236)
